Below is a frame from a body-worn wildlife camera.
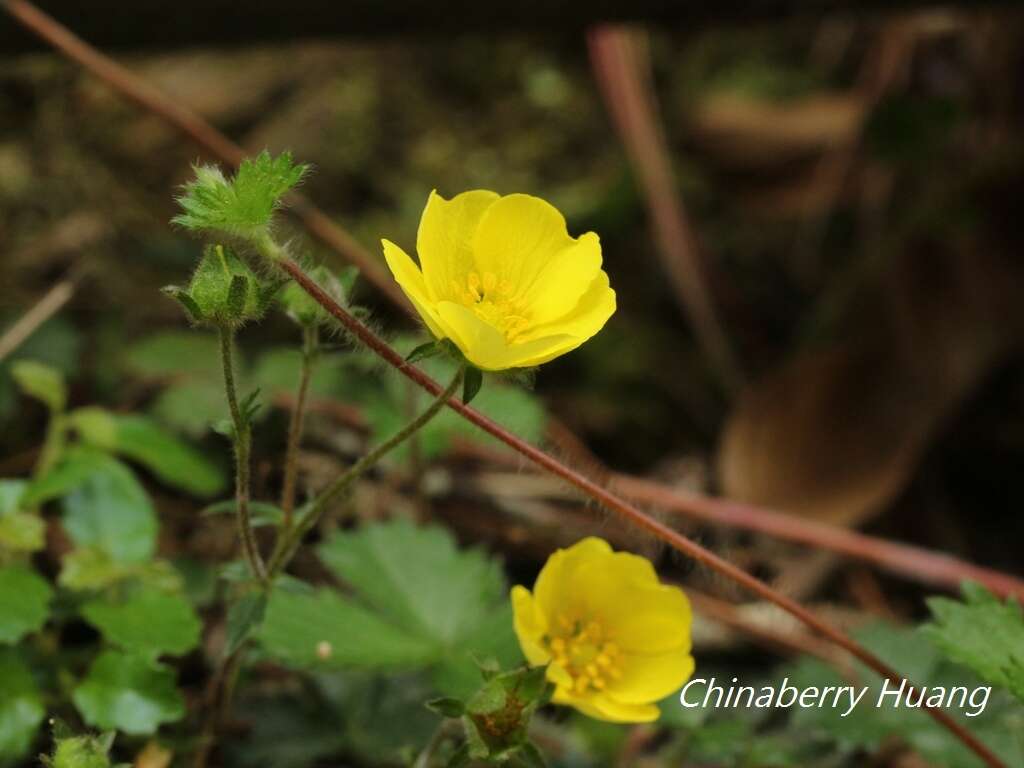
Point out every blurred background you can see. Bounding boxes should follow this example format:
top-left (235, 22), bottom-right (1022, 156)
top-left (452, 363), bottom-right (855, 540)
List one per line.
top-left (2, 3), bottom-right (1024, 766)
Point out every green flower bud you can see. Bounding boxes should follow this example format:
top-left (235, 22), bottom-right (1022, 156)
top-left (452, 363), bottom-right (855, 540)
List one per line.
top-left (45, 733), bottom-right (117, 768)
top-left (163, 245), bottom-right (279, 328)
top-left (278, 264), bottom-right (358, 328)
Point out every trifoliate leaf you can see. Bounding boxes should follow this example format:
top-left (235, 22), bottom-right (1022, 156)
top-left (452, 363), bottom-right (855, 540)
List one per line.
top-left (72, 651), bottom-right (185, 735)
top-left (0, 565), bottom-right (53, 643)
top-left (70, 408), bottom-right (226, 497)
top-left (172, 151), bottom-right (307, 237)
top-left (11, 359), bottom-right (66, 411)
top-left (0, 649), bottom-right (45, 763)
top-left (258, 588), bottom-right (439, 670)
top-left (924, 583), bottom-right (1024, 703)
top-left (59, 454), bottom-right (157, 564)
top-left (81, 588), bottom-right (201, 659)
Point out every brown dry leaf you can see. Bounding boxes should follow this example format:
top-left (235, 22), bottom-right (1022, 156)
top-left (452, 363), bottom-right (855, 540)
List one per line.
top-left (134, 741), bottom-right (172, 768)
top-left (718, 248), bottom-right (1024, 527)
top-left (689, 92), bottom-right (866, 168)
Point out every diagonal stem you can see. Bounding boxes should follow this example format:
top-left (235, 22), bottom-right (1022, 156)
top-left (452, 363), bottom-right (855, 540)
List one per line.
top-left (267, 364), bottom-right (464, 577)
top-left (280, 325), bottom-right (318, 529)
top-left (275, 256), bottom-right (1005, 768)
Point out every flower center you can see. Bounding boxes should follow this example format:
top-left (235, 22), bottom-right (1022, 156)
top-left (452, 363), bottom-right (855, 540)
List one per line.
top-left (547, 618), bottom-right (622, 694)
top-left (452, 271), bottom-right (529, 343)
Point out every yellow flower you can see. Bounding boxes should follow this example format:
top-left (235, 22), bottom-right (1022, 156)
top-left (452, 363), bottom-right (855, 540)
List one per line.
top-left (511, 537), bottom-right (695, 723)
top-left (382, 190), bottom-right (616, 371)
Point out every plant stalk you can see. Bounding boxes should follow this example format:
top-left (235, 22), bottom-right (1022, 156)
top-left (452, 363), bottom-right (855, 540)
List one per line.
top-left (280, 325), bottom-right (317, 530)
top-left (219, 326), bottom-right (268, 585)
top-left (268, 364), bottom-right (464, 576)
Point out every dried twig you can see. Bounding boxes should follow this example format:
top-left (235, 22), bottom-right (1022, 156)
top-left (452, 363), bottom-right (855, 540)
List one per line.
top-left (0, 280), bottom-right (75, 363)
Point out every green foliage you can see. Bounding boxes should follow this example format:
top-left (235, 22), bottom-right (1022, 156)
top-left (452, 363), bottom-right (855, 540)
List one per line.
top-left (57, 452), bottom-right (157, 564)
top-left (172, 151), bottom-right (307, 237)
top-left (316, 520), bottom-right (521, 694)
top-left (278, 264), bottom-right (355, 327)
top-left (259, 521), bottom-right (520, 695)
top-left (259, 588), bottom-right (439, 669)
top-left (164, 244), bottom-right (279, 328)
top-left (81, 587), bottom-right (201, 660)
top-left (11, 359), bottom-right (67, 412)
top-left (69, 407), bottom-right (226, 497)
top-left (0, 479), bottom-right (44, 552)
top-left (43, 731), bottom-right (120, 768)
top-left (924, 583), bottom-right (1024, 703)
top-left (0, 565), bottom-right (53, 644)
top-left (0, 316), bottom-right (80, 421)
top-left (0, 649), bottom-right (45, 765)
top-left (72, 651), bottom-right (185, 735)
top-left (462, 366), bottom-right (483, 405)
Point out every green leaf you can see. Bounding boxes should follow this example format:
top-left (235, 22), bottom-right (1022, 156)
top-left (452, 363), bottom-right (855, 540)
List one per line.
top-left (225, 592), bottom-right (267, 656)
top-left (11, 359), bottom-right (66, 411)
top-left (59, 549), bottom-right (129, 591)
top-left (0, 649), bottom-right (45, 764)
top-left (202, 499), bottom-right (284, 527)
top-left (23, 447), bottom-right (113, 507)
top-left (0, 480), bottom-right (44, 553)
top-left (405, 341), bottom-right (441, 364)
top-left (47, 732), bottom-right (117, 768)
top-left (72, 651), bottom-right (184, 735)
top-left (60, 455), bottom-right (157, 564)
top-left (70, 407), bottom-right (226, 497)
top-left (0, 565), bottom-right (53, 643)
top-left (462, 366), bottom-right (483, 406)
top-left (81, 588), bottom-right (201, 659)
top-left (151, 380), bottom-right (228, 438)
top-left (258, 588), bottom-right (438, 670)
top-left (924, 583), bottom-right (1024, 702)
top-left (173, 151), bottom-right (308, 237)
top-left (123, 331), bottom-right (220, 379)
top-left (317, 520), bottom-right (506, 647)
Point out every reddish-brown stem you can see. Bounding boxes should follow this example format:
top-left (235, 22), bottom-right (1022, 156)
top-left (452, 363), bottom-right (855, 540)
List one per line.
top-left (278, 256), bottom-right (1003, 768)
top-left (588, 25), bottom-right (742, 390)
top-left (1, 0), bottom-right (409, 312)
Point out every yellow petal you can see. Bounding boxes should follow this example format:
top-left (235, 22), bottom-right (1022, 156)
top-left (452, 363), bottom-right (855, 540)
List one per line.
top-left (434, 301), bottom-right (576, 371)
top-left (471, 193), bottom-right (578, 291)
top-left (606, 649), bottom-right (696, 704)
top-left (553, 689), bottom-right (661, 723)
top-left (533, 537), bottom-right (613, 622)
top-left (517, 232), bottom-right (603, 324)
top-left (417, 189), bottom-right (499, 301)
top-left (517, 270), bottom-right (617, 345)
top-left (510, 586), bottom-right (550, 666)
top-left (381, 239), bottom-right (446, 339)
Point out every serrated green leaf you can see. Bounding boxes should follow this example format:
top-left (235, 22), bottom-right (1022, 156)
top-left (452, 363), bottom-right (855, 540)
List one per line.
top-left (317, 520), bottom-right (507, 647)
top-left (924, 584), bottom-right (1024, 702)
top-left (70, 408), bottom-right (226, 497)
top-left (173, 151), bottom-right (307, 236)
top-left (81, 588), bottom-right (201, 659)
top-left (72, 651), bottom-right (184, 735)
top-left (11, 359), bottom-right (66, 411)
top-left (258, 588), bottom-right (438, 670)
top-left (60, 455), bottom-right (157, 564)
top-left (0, 565), bottom-right (53, 644)
top-left (0, 648), bottom-right (45, 764)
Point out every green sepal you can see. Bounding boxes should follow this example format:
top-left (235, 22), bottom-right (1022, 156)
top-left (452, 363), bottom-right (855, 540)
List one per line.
top-left (160, 285), bottom-right (204, 324)
top-left (406, 340), bottom-right (442, 364)
top-left (226, 274), bottom-right (249, 319)
top-left (462, 366), bottom-right (484, 405)
top-left (425, 697), bottom-right (465, 718)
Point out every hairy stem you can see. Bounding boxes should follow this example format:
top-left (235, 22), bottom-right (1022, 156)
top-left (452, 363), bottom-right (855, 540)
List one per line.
top-left (280, 325), bottom-right (318, 529)
top-left (268, 364), bottom-right (464, 576)
top-left (273, 256), bottom-right (1005, 768)
top-left (219, 327), bottom-right (267, 585)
